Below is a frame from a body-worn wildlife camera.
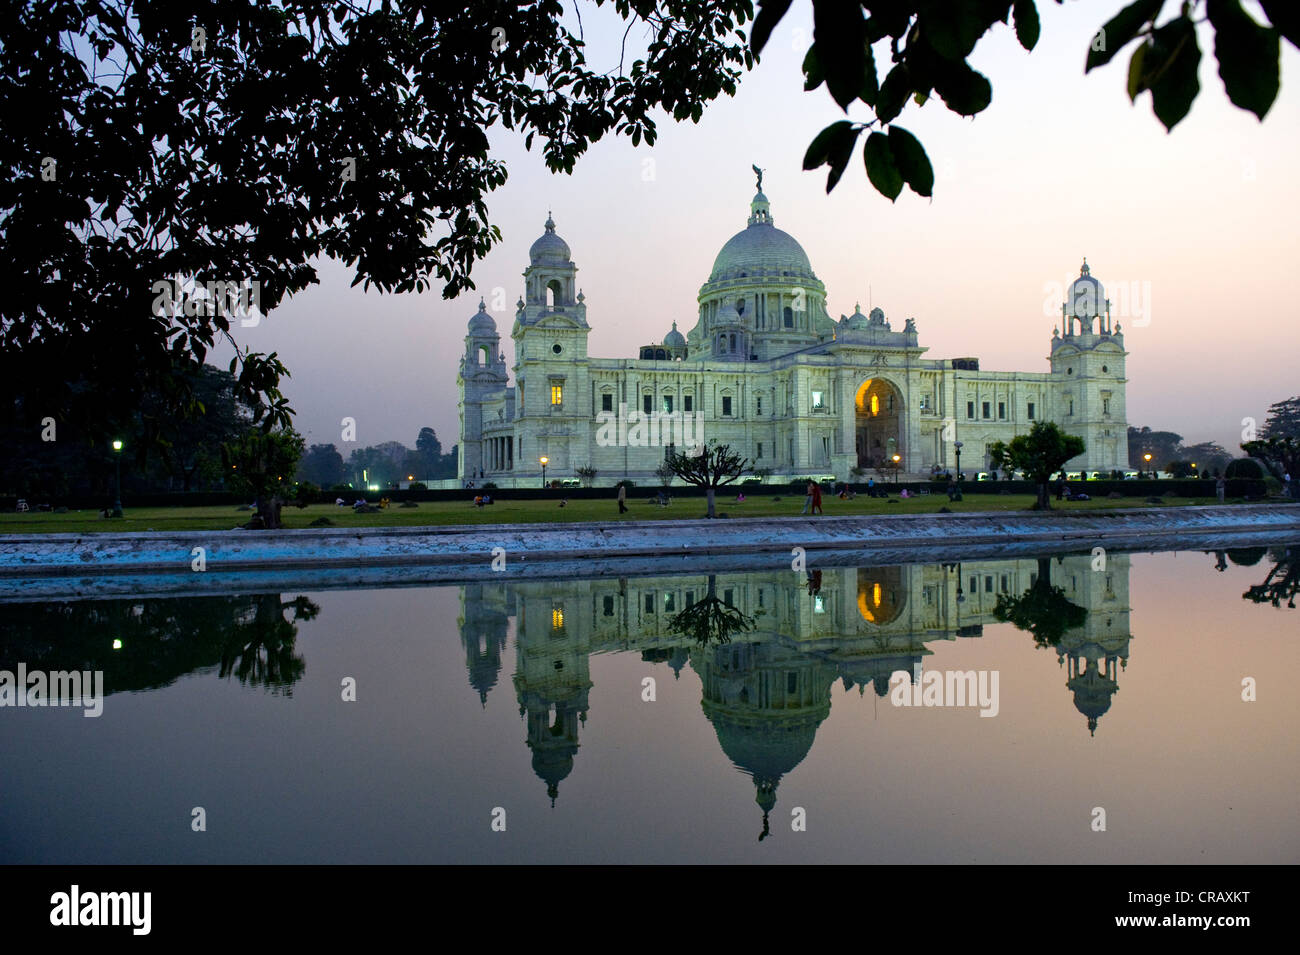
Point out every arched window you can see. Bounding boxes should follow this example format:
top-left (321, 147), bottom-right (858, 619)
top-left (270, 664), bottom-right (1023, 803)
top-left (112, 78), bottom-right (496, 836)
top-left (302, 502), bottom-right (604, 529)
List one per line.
top-left (479, 345), bottom-right (490, 364)
top-left (718, 335), bottom-right (727, 353)
top-left (655, 348), bottom-right (667, 360)
top-left (730, 333), bottom-right (737, 351)
top-left (546, 279), bottom-right (562, 308)
top-left (783, 306), bottom-right (794, 328)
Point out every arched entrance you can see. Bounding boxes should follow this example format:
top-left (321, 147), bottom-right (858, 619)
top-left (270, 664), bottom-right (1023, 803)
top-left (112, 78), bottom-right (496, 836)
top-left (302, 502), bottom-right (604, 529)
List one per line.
top-left (854, 378), bottom-right (903, 471)
top-left (856, 567), bottom-right (905, 624)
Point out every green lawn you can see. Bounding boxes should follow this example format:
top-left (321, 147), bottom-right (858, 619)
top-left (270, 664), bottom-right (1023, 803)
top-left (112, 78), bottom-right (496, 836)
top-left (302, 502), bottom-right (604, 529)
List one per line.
top-left (0, 491), bottom-right (1226, 535)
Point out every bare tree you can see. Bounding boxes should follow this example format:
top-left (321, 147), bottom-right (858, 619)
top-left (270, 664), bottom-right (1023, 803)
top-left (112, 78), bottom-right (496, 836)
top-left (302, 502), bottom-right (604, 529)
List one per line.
top-left (664, 441), bottom-right (750, 519)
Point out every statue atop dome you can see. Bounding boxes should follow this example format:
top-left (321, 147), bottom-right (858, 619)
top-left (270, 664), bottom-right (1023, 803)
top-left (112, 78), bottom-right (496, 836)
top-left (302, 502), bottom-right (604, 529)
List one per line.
top-left (752, 164), bottom-right (763, 193)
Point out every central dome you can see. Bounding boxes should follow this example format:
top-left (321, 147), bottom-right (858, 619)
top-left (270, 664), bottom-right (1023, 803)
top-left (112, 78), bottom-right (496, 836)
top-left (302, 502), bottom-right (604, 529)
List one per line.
top-left (709, 191), bottom-right (813, 280)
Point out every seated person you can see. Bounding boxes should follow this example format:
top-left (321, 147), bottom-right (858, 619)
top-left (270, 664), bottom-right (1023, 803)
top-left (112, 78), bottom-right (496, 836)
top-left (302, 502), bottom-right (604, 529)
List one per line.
top-left (473, 495), bottom-right (484, 507)
top-left (735, 492), bottom-right (745, 504)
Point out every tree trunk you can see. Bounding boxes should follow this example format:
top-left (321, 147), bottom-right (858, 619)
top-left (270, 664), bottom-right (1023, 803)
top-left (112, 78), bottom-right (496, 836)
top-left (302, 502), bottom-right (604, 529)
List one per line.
top-left (1038, 481), bottom-right (1050, 510)
top-left (706, 487), bottom-right (716, 518)
top-left (257, 495), bottom-right (283, 529)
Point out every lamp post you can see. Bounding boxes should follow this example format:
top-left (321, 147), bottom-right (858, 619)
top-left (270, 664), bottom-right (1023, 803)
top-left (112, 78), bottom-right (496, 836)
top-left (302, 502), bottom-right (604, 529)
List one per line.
top-left (892, 453), bottom-right (901, 485)
top-left (953, 440), bottom-right (963, 482)
top-left (539, 456), bottom-right (549, 489)
top-left (111, 440), bottom-right (124, 518)
top-left (1144, 452), bottom-right (1152, 478)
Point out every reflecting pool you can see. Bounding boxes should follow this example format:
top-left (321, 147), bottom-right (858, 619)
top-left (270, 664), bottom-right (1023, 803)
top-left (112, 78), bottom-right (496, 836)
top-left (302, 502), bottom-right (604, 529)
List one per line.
top-left (1, 543), bottom-right (1296, 863)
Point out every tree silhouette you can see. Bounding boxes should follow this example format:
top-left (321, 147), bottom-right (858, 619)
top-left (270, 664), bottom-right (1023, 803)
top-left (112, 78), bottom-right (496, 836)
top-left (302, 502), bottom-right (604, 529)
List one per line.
top-left (664, 441), bottom-right (750, 518)
top-left (668, 575), bottom-right (756, 646)
top-left (993, 556), bottom-right (1088, 648)
top-left (1243, 545), bottom-right (1298, 610)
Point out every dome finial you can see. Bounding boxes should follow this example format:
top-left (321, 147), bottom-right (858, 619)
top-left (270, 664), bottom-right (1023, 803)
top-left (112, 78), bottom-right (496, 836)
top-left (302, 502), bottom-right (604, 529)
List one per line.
top-left (478, 296), bottom-right (486, 311)
top-left (1081, 256), bottom-right (1090, 275)
top-left (545, 210), bottom-right (555, 232)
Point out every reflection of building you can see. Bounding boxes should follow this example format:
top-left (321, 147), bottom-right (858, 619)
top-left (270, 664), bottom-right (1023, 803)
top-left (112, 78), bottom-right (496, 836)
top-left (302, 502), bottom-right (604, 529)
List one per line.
top-left (458, 175), bottom-right (1130, 484)
top-left (470, 555), bottom-right (1132, 814)
top-left (458, 582), bottom-right (510, 707)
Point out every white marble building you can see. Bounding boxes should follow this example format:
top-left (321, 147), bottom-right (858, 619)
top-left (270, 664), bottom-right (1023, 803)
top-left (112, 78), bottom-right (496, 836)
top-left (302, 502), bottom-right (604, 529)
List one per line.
top-left (458, 178), bottom-right (1130, 486)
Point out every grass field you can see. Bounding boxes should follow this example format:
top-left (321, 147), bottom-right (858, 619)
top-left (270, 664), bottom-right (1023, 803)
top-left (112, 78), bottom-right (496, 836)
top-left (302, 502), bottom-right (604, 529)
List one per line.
top-left (0, 491), bottom-right (1228, 535)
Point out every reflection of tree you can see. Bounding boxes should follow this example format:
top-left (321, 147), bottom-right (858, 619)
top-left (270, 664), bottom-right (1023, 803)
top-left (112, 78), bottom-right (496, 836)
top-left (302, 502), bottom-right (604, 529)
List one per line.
top-left (1243, 544), bottom-right (1298, 610)
top-left (667, 574), bottom-right (755, 646)
top-left (993, 556), bottom-right (1087, 648)
top-left (0, 593), bottom-right (315, 695)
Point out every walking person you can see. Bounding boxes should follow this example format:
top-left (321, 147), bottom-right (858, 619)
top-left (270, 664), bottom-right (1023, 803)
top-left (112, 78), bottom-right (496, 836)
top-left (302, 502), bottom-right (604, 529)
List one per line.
top-left (800, 480), bottom-right (815, 515)
top-left (1216, 474), bottom-right (1226, 504)
top-left (811, 481), bottom-right (823, 515)
top-left (617, 482), bottom-right (628, 514)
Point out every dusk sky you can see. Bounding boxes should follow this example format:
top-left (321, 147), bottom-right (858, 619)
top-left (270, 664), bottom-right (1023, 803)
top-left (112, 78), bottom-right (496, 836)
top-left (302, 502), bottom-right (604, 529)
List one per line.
top-left (216, 1), bottom-right (1300, 456)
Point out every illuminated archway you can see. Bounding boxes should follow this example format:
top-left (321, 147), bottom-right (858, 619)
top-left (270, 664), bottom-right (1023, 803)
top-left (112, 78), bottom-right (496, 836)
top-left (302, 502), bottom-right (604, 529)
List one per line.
top-left (854, 378), bottom-right (903, 470)
top-left (856, 567), bottom-right (905, 624)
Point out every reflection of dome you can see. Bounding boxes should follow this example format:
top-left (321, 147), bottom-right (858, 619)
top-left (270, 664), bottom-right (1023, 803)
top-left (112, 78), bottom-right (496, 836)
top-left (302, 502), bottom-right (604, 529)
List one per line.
top-left (529, 214), bottom-right (571, 265)
top-left (531, 748), bottom-right (576, 805)
top-left (710, 192), bottom-right (813, 279)
top-left (468, 298), bottom-right (496, 334)
top-left (663, 322), bottom-right (687, 347)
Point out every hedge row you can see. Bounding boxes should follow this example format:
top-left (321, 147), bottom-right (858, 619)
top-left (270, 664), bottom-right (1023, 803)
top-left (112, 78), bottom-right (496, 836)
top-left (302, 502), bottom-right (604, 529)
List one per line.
top-left (1, 477), bottom-right (1271, 511)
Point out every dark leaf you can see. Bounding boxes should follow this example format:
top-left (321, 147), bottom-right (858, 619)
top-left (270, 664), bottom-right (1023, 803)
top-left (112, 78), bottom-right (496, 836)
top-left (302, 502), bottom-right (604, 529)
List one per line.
top-left (875, 63), bottom-right (911, 124)
top-left (1144, 16), bottom-right (1202, 130)
top-left (932, 60), bottom-right (993, 116)
top-left (751, 0), bottom-right (794, 55)
top-left (803, 45), bottom-right (825, 92)
top-left (1258, 0), bottom-right (1300, 47)
top-left (1013, 0), bottom-right (1041, 51)
top-left (814, 0), bottom-right (868, 109)
top-left (1207, 0), bottom-right (1281, 120)
top-left (1086, 0), bottom-right (1165, 72)
top-left (887, 125), bottom-right (934, 197)
top-left (863, 131), bottom-right (903, 201)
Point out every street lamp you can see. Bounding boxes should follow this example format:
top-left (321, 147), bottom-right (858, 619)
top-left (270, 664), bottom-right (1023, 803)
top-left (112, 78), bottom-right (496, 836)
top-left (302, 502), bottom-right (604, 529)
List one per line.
top-left (1143, 452), bottom-right (1152, 478)
top-left (953, 441), bottom-right (964, 482)
top-left (539, 456), bottom-right (549, 488)
top-left (110, 440), bottom-right (124, 518)
top-left (892, 453), bottom-right (901, 484)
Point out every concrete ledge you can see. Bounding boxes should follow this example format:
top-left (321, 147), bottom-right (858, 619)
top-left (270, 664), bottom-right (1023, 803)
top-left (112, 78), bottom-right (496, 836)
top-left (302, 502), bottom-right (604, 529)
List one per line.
top-left (0, 505), bottom-right (1296, 589)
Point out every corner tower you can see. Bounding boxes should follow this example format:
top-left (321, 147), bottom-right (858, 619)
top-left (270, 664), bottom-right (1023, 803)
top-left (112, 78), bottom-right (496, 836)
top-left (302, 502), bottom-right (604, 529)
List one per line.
top-left (1049, 259), bottom-right (1130, 472)
top-left (457, 298), bottom-right (509, 481)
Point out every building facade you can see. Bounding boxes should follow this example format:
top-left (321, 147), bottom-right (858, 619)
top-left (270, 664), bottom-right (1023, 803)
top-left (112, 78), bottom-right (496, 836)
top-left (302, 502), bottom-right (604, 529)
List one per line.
top-left (458, 179), bottom-right (1131, 486)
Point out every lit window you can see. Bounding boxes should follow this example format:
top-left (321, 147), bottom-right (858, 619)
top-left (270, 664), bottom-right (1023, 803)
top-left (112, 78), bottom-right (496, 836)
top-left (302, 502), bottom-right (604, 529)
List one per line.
top-left (871, 394), bottom-right (880, 416)
top-left (550, 383), bottom-right (563, 406)
top-left (663, 395), bottom-right (674, 413)
top-left (551, 608), bottom-right (564, 630)
top-left (811, 391), bottom-right (824, 410)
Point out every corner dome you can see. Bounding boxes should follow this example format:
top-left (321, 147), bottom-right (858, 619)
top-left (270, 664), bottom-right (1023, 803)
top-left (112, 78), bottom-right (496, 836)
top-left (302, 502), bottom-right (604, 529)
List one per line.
top-left (1067, 258), bottom-right (1105, 317)
top-left (468, 298), bottom-right (496, 334)
top-left (663, 322), bottom-right (686, 347)
top-left (529, 214), bottom-right (571, 265)
top-left (846, 304), bottom-right (869, 329)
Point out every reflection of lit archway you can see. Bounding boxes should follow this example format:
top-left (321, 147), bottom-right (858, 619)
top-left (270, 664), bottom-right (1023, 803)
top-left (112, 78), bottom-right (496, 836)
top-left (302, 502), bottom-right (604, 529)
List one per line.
top-left (857, 567), bottom-right (905, 624)
top-left (854, 379), bottom-right (903, 470)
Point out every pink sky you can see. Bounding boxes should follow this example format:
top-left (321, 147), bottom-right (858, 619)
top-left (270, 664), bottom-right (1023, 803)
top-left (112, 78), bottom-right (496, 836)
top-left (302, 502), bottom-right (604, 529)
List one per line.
top-left (217, 2), bottom-right (1300, 455)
